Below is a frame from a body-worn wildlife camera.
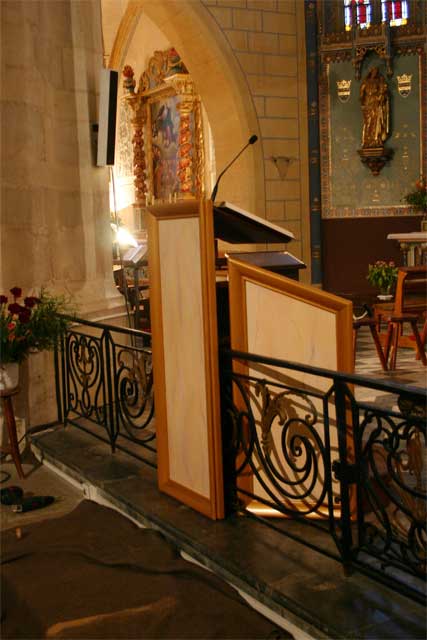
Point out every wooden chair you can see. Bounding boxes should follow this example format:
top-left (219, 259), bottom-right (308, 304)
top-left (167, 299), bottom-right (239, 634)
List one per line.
top-left (353, 316), bottom-right (388, 371)
top-left (375, 266), bottom-right (427, 371)
top-left (384, 313), bottom-right (427, 371)
top-left (114, 265), bottom-right (150, 331)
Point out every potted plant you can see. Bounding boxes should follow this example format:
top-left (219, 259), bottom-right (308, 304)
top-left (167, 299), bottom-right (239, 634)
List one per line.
top-left (403, 176), bottom-right (427, 230)
top-left (367, 260), bottom-right (399, 300)
top-left (0, 286), bottom-right (73, 391)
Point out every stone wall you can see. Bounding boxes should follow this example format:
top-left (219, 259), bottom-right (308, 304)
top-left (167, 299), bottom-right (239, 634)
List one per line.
top-left (1, 0), bottom-right (122, 316)
top-left (202, 0), bottom-right (309, 261)
top-left (1, 0), bottom-right (125, 427)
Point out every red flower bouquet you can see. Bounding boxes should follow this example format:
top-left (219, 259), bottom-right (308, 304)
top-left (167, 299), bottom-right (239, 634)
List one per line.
top-left (0, 287), bottom-right (73, 364)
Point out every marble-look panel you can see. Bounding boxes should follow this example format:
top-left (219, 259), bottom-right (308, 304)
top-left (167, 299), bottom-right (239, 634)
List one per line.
top-left (246, 282), bottom-right (337, 376)
top-left (158, 217), bottom-right (210, 498)
top-left (245, 282), bottom-right (339, 512)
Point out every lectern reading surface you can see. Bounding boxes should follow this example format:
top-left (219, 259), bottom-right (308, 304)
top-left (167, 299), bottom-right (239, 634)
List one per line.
top-left (213, 201), bottom-right (294, 244)
top-left (213, 202), bottom-right (305, 342)
top-left (226, 251), bottom-right (305, 278)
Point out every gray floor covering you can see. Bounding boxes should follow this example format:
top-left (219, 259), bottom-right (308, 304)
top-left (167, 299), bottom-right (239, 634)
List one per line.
top-left (1, 500), bottom-right (290, 640)
top-left (1, 326), bottom-right (426, 639)
top-left (19, 425), bottom-right (426, 640)
top-left (0, 456), bottom-right (83, 532)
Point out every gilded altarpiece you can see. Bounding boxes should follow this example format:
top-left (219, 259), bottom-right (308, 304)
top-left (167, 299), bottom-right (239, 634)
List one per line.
top-left (320, 52), bottom-right (425, 218)
top-left (122, 49), bottom-right (205, 209)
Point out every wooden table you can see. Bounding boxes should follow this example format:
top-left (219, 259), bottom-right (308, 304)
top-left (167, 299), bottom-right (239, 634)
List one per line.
top-left (387, 231), bottom-right (427, 266)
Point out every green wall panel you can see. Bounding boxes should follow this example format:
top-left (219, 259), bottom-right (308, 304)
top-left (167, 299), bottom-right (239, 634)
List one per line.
top-left (327, 54), bottom-right (421, 216)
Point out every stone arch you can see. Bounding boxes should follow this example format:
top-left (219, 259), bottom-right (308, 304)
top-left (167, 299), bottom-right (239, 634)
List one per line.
top-left (102, 0), bottom-right (265, 217)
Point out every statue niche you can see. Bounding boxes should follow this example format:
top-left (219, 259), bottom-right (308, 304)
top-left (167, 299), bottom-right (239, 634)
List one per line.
top-left (357, 66), bottom-right (393, 176)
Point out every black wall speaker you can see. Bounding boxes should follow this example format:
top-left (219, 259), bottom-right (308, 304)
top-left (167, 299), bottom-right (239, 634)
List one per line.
top-left (96, 68), bottom-right (118, 167)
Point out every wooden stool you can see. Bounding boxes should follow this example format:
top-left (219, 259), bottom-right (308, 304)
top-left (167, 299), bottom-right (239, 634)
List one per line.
top-left (420, 318), bottom-right (427, 352)
top-left (384, 313), bottom-right (427, 371)
top-left (353, 317), bottom-right (388, 371)
top-left (0, 387), bottom-right (24, 479)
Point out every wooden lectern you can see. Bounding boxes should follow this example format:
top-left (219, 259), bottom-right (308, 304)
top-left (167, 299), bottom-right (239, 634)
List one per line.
top-left (146, 198), bottom-right (305, 519)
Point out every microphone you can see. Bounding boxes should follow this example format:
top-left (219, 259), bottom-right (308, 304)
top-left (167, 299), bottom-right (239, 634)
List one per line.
top-left (211, 135), bottom-right (258, 202)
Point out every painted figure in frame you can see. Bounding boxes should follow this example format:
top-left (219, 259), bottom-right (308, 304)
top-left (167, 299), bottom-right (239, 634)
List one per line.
top-left (151, 96), bottom-right (180, 199)
top-left (360, 67), bottom-right (390, 149)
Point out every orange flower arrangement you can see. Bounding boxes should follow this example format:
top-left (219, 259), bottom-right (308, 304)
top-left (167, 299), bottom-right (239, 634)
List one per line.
top-left (403, 176), bottom-right (427, 212)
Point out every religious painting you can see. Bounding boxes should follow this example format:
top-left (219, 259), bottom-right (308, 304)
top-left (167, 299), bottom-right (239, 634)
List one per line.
top-left (148, 93), bottom-right (196, 201)
top-left (122, 49), bottom-right (205, 207)
top-left (149, 94), bottom-right (180, 200)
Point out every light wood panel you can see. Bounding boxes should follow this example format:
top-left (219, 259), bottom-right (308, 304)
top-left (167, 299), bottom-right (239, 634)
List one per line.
top-left (228, 257), bottom-right (353, 516)
top-left (228, 258), bottom-right (354, 371)
top-left (147, 199), bottom-right (224, 519)
top-left (158, 217), bottom-right (210, 496)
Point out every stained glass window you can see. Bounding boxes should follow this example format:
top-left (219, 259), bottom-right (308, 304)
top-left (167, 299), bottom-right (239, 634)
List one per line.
top-left (344, 0), bottom-right (372, 31)
top-left (381, 0), bottom-right (409, 26)
top-left (344, 0), bottom-right (409, 29)
top-left (344, 0), bottom-right (353, 29)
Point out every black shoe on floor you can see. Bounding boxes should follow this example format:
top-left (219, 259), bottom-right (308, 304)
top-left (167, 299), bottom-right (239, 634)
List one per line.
top-left (12, 496), bottom-right (55, 513)
top-left (0, 486), bottom-right (23, 506)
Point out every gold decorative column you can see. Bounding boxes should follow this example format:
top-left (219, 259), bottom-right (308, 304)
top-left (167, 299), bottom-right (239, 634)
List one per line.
top-left (123, 66), bottom-right (148, 207)
top-left (169, 77), bottom-right (196, 198)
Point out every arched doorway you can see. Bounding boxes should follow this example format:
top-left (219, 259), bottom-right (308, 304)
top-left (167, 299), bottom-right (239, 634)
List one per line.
top-left (101, 0), bottom-right (266, 218)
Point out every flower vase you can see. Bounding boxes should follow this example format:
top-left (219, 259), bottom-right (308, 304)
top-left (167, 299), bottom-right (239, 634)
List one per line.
top-left (421, 212), bottom-right (427, 232)
top-left (0, 363), bottom-right (19, 393)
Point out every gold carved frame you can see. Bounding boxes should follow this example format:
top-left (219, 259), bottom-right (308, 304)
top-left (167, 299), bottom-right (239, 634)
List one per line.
top-left (122, 49), bottom-right (205, 207)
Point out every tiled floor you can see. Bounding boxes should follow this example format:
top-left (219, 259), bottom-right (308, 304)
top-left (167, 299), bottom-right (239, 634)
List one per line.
top-left (354, 324), bottom-right (426, 407)
top-left (355, 324), bottom-right (426, 386)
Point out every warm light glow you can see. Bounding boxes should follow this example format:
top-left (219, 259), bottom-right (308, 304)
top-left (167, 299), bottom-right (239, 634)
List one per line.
top-left (110, 223), bottom-right (138, 247)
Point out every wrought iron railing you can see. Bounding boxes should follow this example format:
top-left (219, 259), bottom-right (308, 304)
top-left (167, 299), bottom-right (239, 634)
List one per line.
top-left (54, 316), bottom-right (426, 602)
top-left (55, 316), bottom-right (155, 466)
top-left (220, 349), bottom-right (427, 604)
